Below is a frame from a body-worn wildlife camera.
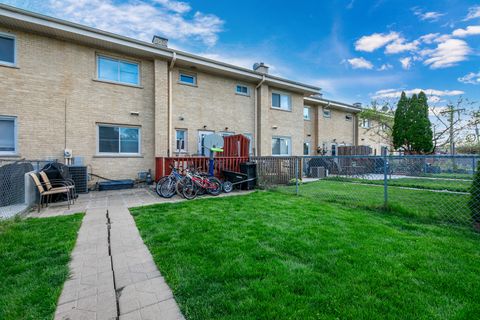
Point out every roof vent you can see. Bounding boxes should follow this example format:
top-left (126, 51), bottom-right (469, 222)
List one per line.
top-left (353, 102), bottom-right (362, 108)
top-left (253, 62), bottom-right (269, 74)
top-left (152, 35), bottom-right (168, 48)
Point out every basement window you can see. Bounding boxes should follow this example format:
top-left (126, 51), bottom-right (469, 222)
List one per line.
top-left (179, 72), bottom-right (197, 85)
top-left (0, 33), bottom-right (16, 67)
top-left (97, 125), bottom-right (140, 155)
top-left (97, 55), bottom-right (140, 85)
top-left (0, 116), bottom-right (17, 155)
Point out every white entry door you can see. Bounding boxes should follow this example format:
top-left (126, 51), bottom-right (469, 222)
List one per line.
top-left (198, 130), bottom-right (214, 156)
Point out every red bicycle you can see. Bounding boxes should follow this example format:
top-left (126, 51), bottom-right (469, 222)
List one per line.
top-left (178, 168), bottom-right (222, 200)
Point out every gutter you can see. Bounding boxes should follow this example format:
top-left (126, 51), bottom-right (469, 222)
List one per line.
top-left (167, 52), bottom-right (177, 157)
top-left (254, 75), bottom-right (266, 156)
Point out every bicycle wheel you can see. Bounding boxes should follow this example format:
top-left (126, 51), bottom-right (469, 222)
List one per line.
top-left (223, 181), bottom-right (233, 193)
top-left (155, 176), bottom-right (168, 197)
top-left (176, 176), bottom-right (188, 197)
top-left (182, 179), bottom-right (198, 200)
top-left (160, 177), bottom-right (177, 198)
top-left (207, 177), bottom-right (222, 196)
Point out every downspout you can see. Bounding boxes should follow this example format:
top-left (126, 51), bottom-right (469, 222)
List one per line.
top-left (167, 52), bottom-right (177, 157)
top-left (254, 75), bottom-right (266, 156)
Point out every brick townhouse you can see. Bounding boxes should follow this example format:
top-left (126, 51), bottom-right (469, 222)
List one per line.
top-left (0, 4), bottom-right (388, 179)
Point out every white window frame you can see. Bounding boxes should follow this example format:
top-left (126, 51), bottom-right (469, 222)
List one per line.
top-left (361, 118), bottom-right (371, 128)
top-left (271, 91), bottom-right (292, 111)
top-left (243, 133), bottom-right (254, 155)
top-left (323, 108), bottom-right (331, 118)
top-left (219, 131), bottom-right (235, 137)
top-left (271, 136), bottom-right (292, 156)
top-left (0, 32), bottom-right (17, 67)
top-left (345, 114), bottom-right (353, 122)
top-left (179, 71), bottom-right (197, 86)
top-left (96, 55), bottom-right (140, 86)
top-left (0, 116), bottom-right (18, 155)
top-left (175, 129), bottom-right (188, 153)
top-left (235, 84), bottom-right (250, 96)
top-left (303, 106), bottom-right (311, 120)
top-left (96, 124), bottom-right (141, 156)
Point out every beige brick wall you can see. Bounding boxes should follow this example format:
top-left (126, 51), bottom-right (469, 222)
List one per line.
top-left (171, 68), bottom-right (256, 155)
top-left (303, 106), bottom-right (316, 155)
top-left (0, 27), bottom-right (159, 179)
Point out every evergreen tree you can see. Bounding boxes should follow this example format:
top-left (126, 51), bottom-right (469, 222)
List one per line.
top-left (392, 92), bottom-right (408, 150)
top-left (414, 91), bottom-right (434, 153)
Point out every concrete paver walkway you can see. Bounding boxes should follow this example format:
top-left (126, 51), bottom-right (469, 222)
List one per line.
top-left (55, 205), bottom-right (184, 320)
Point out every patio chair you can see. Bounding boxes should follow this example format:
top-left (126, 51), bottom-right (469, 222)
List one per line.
top-left (28, 172), bottom-right (71, 212)
top-left (39, 171), bottom-right (76, 203)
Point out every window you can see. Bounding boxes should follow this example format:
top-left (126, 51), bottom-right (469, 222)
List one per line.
top-left (219, 131), bottom-right (235, 137)
top-left (272, 92), bottom-right (291, 111)
top-left (303, 106), bottom-right (311, 120)
top-left (244, 133), bottom-right (254, 155)
top-left (175, 129), bottom-right (187, 152)
top-left (97, 56), bottom-right (139, 85)
top-left (0, 33), bottom-right (16, 66)
top-left (179, 72), bottom-right (197, 85)
top-left (361, 118), bottom-right (371, 128)
top-left (236, 84), bottom-right (250, 96)
top-left (272, 136), bottom-right (291, 156)
top-left (331, 144), bottom-right (337, 156)
top-left (303, 142), bottom-right (310, 155)
top-left (345, 114), bottom-right (353, 121)
top-left (323, 108), bottom-right (331, 118)
top-left (0, 116), bottom-right (17, 155)
top-left (98, 125), bottom-right (140, 155)
top-left (198, 130), bottom-right (214, 156)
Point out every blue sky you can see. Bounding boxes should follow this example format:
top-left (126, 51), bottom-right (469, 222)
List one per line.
top-left (2, 0), bottom-right (480, 106)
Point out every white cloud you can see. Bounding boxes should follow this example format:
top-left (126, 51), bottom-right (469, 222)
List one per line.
top-left (45, 0), bottom-right (224, 46)
top-left (412, 8), bottom-right (445, 21)
top-left (452, 25), bottom-right (480, 37)
top-left (378, 63), bottom-right (393, 71)
top-left (355, 32), bottom-right (400, 52)
top-left (458, 71), bottom-right (480, 85)
top-left (399, 57), bottom-right (412, 70)
top-left (422, 39), bottom-right (471, 69)
top-left (346, 57), bottom-right (374, 69)
top-left (372, 88), bottom-right (464, 100)
top-left (419, 33), bottom-right (440, 44)
top-left (385, 39), bottom-right (419, 54)
top-left (464, 6), bottom-right (480, 21)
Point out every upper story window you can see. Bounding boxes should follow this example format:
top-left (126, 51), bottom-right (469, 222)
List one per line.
top-left (361, 118), bottom-right (371, 128)
top-left (236, 84), bottom-right (250, 96)
top-left (0, 33), bottom-right (16, 67)
top-left (303, 106), bottom-right (311, 120)
top-left (0, 116), bottom-right (17, 155)
top-left (345, 114), bottom-right (353, 121)
top-left (98, 124), bottom-right (140, 155)
top-left (272, 92), bottom-right (291, 111)
top-left (179, 72), bottom-right (197, 85)
top-left (97, 55), bottom-right (140, 85)
top-left (323, 108), bottom-right (331, 118)
top-left (272, 136), bottom-right (291, 156)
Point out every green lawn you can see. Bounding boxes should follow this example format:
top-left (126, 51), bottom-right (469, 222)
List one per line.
top-left (131, 192), bottom-right (480, 320)
top-left (420, 173), bottom-right (473, 180)
top-left (290, 180), bottom-right (473, 226)
top-left (325, 176), bottom-right (472, 193)
top-left (0, 214), bottom-right (83, 320)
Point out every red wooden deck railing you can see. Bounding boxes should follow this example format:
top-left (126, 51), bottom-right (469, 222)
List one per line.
top-left (155, 156), bottom-right (250, 180)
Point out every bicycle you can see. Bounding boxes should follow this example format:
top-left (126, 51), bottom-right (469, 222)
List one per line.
top-left (177, 167), bottom-right (222, 200)
top-left (155, 165), bottom-right (184, 198)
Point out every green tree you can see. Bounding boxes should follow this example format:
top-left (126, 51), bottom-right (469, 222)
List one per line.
top-left (392, 91), bottom-right (409, 150)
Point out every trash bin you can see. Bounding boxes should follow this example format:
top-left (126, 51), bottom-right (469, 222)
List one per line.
top-left (239, 162), bottom-right (257, 190)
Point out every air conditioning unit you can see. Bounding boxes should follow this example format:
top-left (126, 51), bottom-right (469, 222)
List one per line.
top-left (310, 167), bottom-right (326, 178)
top-left (68, 166), bottom-right (88, 193)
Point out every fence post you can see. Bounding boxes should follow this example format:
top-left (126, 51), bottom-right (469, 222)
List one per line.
top-left (383, 151), bottom-right (388, 208)
top-left (295, 157), bottom-right (299, 196)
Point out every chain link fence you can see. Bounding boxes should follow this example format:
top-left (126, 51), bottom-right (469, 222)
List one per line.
top-left (252, 155), bottom-right (479, 228)
top-left (0, 159), bottom-right (56, 219)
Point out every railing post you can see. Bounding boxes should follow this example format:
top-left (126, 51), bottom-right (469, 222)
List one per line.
top-left (383, 151), bottom-right (388, 209)
top-left (295, 157), bottom-right (299, 196)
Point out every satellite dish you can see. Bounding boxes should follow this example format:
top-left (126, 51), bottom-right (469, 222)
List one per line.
top-left (204, 134), bottom-right (224, 150)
